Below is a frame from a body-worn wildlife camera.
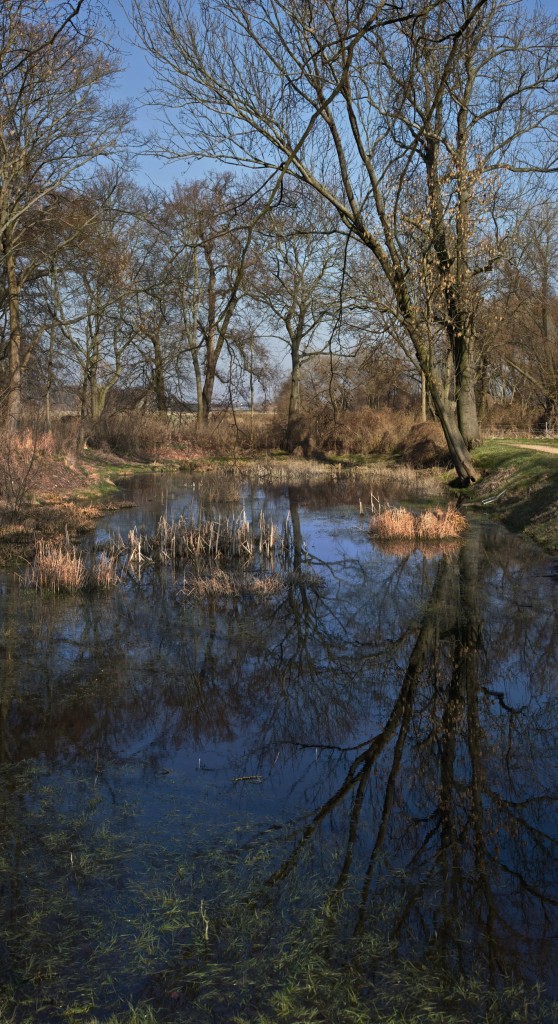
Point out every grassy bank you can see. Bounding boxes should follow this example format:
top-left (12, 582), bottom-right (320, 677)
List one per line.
top-left (0, 449), bottom-right (148, 565)
top-left (469, 439), bottom-right (558, 553)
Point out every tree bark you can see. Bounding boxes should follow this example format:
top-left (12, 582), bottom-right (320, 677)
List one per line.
top-left (3, 230), bottom-right (22, 431)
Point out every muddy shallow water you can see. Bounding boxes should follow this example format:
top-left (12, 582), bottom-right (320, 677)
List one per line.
top-left (1, 472), bottom-right (557, 1022)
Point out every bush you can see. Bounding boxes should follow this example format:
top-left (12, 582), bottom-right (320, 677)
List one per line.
top-left (88, 410), bottom-right (283, 460)
top-left (0, 429), bottom-right (54, 514)
top-left (397, 421), bottom-right (449, 468)
top-left (480, 400), bottom-right (540, 435)
top-left (281, 407), bottom-right (417, 456)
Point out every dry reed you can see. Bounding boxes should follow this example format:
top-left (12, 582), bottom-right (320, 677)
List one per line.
top-left (180, 568), bottom-right (287, 599)
top-left (371, 504), bottom-right (467, 540)
top-left (22, 541), bottom-right (120, 592)
top-left (108, 510), bottom-right (292, 569)
top-left (24, 540), bottom-right (87, 593)
top-left (90, 552), bottom-right (120, 589)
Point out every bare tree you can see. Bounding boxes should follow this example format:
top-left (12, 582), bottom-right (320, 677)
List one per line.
top-left (488, 200), bottom-right (558, 428)
top-left (157, 174), bottom-right (261, 424)
top-left (253, 184), bottom-right (350, 449)
top-left (130, 0), bottom-right (558, 482)
top-left (0, 0), bottom-right (129, 429)
top-left (49, 169), bottom-right (142, 441)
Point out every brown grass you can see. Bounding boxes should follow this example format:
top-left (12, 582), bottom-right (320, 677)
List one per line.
top-left (23, 540), bottom-right (87, 593)
top-left (21, 541), bottom-right (120, 592)
top-left (371, 504), bottom-right (467, 540)
top-left (180, 568), bottom-right (287, 599)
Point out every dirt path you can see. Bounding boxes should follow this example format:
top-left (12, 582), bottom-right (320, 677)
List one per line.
top-left (494, 441), bottom-right (558, 455)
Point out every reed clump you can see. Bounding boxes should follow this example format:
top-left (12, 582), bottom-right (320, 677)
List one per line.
top-left (22, 540), bottom-right (120, 592)
top-left (110, 510), bottom-right (291, 569)
top-left (23, 539), bottom-right (87, 592)
top-left (371, 504), bottom-right (467, 540)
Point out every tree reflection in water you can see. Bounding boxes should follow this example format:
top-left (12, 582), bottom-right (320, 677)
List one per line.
top-left (258, 526), bottom-right (558, 994)
top-left (0, 479), bottom-right (557, 1021)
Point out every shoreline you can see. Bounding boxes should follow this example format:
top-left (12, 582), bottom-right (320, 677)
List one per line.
top-left (1, 441), bottom-right (557, 566)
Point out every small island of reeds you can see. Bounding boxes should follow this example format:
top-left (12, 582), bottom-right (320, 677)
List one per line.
top-left (370, 504), bottom-right (468, 541)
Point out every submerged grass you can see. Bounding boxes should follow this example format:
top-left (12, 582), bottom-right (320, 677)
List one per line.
top-left (0, 762), bottom-right (556, 1024)
top-left (180, 567), bottom-right (288, 599)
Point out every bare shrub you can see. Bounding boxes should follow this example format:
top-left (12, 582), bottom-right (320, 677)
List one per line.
top-left (0, 429), bottom-right (54, 514)
top-left (90, 412), bottom-right (177, 459)
top-left (191, 411), bottom-right (283, 455)
top-left (480, 400), bottom-right (539, 435)
top-left (371, 504), bottom-right (467, 540)
top-left (48, 415), bottom-right (82, 455)
top-left (322, 408), bottom-right (416, 455)
top-left (89, 410), bottom-right (282, 460)
top-left (397, 421), bottom-right (449, 468)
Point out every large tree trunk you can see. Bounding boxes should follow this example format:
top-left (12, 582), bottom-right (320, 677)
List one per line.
top-left (455, 335), bottom-right (480, 448)
top-left (431, 384), bottom-right (478, 484)
top-left (151, 335), bottom-right (167, 411)
top-left (285, 347), bottom-right (301, 452)
top-left (393, 273), bottom-right (479, 484)
top-left (3, 231), bottom-right (22, 431)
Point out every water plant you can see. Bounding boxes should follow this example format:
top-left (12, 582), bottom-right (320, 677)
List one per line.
top-left (21, 539), bottom-right (120, 592)
top-left (107, 509), bottom-right (293, 573)
top-left (23, 538), bottom-right (88, 592)
top-left (371, 503), bottom-right (467, 541)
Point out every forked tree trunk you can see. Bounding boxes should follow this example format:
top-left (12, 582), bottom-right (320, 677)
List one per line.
top-left (430, 383), bottom-right (478, 484)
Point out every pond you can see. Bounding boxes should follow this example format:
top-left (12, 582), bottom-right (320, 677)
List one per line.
top-left (1, 471), bottom-right (557, 1023)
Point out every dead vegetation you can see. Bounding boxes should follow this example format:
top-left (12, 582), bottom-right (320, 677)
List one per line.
top-left (21, 508), bottom-right (297, 594)
top-left (21, 538), bottom-right (121, 593)
top-left (22, 539), bottom-right (88, 593)
top-left (180, 568), bottom-right (288, 599)
top-left (370, 504), bottom-right (468, 541)
top-left (110, 510), bottom-right (293, 569)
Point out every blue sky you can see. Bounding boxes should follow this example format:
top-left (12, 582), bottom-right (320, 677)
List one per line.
top-left (102, 2), bottom-right (212, 189)
top-left (104, 0), bottom-right (558, 189)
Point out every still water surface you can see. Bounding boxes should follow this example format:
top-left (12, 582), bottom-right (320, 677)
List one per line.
top-left (1, 472), bottom-right (557, 1021)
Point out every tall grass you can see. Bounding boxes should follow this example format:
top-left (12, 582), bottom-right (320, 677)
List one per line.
top-left (22, 540), bottom-right (120, 593)
top-left (371, 504), bottom-right (467, 540)
top-left (23, 539), bottom-right (87, 592)
top-left (110, 510), bottom-right (292, 569)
